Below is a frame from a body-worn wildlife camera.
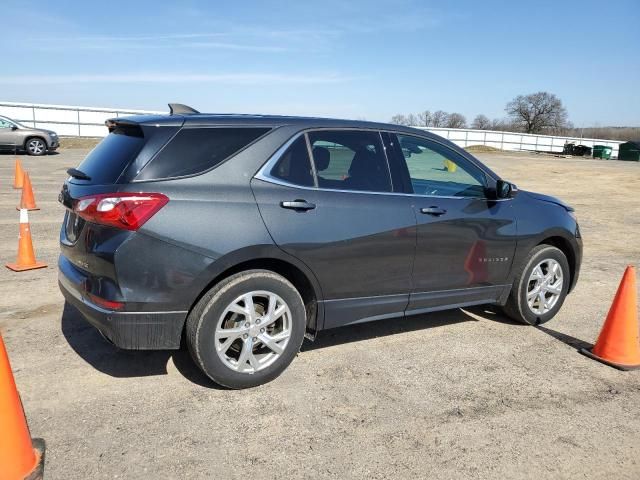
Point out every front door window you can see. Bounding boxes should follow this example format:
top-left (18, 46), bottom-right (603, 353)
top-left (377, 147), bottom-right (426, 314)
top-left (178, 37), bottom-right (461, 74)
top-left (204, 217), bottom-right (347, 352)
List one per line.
top-left (397, 134), bottom-right (487, 198)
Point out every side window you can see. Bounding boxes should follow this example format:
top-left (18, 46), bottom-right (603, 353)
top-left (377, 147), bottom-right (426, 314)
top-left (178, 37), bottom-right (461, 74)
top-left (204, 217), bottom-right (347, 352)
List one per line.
top-left (270, 136), bottom-right (314, 187)
top-left (0, 119), bottom-right (12, 128)
top-left (395, 134), bottom-right (487, 198)
top-left (137, 127), bottom-right (270, 180)
top-left (308, 130), bottom-right (392, 193)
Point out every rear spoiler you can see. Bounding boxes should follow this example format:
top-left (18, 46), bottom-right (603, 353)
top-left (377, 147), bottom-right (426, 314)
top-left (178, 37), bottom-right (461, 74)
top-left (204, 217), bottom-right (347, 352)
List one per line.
top-left (104, 103), bottom-right (197, 132)
top-left (105, 118), bottom-right (144, 134)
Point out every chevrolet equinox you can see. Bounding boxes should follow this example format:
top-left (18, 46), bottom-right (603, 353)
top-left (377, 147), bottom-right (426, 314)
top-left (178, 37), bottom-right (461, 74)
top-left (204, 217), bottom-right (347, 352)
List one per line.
top-left (58, 104), bottom-right (582, 389)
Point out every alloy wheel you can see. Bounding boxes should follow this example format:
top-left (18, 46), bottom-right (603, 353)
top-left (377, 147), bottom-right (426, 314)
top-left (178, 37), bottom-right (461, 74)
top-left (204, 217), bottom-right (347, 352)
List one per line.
top-left (214, 290), bottom-right (292, 373)
top-left (27, 139), bottom-right (45, 155)
top-left (526, 258), bottom-right (564, 315)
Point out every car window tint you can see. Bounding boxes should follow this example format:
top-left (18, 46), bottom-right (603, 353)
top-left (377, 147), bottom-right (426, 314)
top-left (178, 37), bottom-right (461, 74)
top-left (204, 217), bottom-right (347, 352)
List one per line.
top-left (308, 130), bottom-right (391, 193)
top-left (74, 125), bottom-right (146, 184)
top-left (270, 136), bottom-right (314, 187)
top-left (396, 134), bottom-right (487, 198)
top-left (138, 127), bottom-right (270, 180)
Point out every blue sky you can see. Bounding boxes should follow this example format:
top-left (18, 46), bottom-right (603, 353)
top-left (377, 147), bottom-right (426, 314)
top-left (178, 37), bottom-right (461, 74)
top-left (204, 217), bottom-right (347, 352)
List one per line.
top-left (2, 0), bottom-right (639, 125)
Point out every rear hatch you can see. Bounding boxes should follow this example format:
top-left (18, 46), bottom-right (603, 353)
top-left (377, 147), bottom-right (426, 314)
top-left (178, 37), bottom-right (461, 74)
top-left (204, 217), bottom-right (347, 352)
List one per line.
top-left (59, 118), bottom-right (180, 304)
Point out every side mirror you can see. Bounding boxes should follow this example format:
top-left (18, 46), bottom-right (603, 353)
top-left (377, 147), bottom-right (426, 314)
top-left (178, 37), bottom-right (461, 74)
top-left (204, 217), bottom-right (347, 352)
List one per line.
top-left (496, 180), bottom-right (518, 199)
top-left (11, 125), bottom-right (18, 130)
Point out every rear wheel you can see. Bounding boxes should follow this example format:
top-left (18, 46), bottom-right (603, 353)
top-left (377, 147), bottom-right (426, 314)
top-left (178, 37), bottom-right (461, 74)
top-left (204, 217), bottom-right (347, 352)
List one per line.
top-left (186, 270), bottom-right (306, 389)
top-left (25, 137), bottom-right (47, 156)
top-left (503, 245), bottom-right (570, 325)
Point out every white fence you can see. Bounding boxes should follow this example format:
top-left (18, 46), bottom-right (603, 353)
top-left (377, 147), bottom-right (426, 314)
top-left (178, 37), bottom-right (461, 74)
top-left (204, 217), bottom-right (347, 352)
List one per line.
top-left (0, 101), bottom-right (625, 157)
top-left (0, 101), bottom-right (162, 137)
top-left (416, 127), bottom-right (624, 158)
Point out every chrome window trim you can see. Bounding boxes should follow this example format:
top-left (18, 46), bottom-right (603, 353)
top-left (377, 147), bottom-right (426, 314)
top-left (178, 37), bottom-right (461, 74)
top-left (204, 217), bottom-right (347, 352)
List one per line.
top-left (254, 128), bottom-right (511, 202)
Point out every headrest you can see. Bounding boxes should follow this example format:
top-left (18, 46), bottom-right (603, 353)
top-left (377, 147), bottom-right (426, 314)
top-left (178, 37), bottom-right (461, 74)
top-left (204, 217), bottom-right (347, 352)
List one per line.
top-left (349, 149), bottom-right (376, 176)
top-left (313, 147), bottom-right (330, 171)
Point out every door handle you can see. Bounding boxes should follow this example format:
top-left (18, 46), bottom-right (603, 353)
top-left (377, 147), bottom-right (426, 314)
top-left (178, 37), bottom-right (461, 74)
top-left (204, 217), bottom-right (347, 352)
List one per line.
top-left (280, 200), bottom-right (316, 211)
top-left (420, 206), bottom-right (447, 216)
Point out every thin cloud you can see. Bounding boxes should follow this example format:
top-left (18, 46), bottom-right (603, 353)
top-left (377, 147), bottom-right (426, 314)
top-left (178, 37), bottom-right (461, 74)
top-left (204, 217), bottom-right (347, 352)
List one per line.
top-left (34, 41), bottom-right (289, 53)
top-left (0, 73), bottom-right (352, 85)
top-left (28, 32), bottom-right (290, 53)
top-left (185, 42), bottom-right (289, 52)
top-left (38, 32), bottom-right (230, 42)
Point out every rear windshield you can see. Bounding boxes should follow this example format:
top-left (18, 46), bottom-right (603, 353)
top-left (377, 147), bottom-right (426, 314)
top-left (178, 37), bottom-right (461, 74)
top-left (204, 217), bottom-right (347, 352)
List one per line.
top-left (136, 127), bottom-right (270, 180)
top-left (74, 125), bottom-right (145, 184)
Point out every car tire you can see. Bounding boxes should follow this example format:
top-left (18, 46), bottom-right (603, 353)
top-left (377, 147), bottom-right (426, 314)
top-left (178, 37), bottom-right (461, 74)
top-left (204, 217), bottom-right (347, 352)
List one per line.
top-left (186, 270), bottom-right (306, 389)
top-left (25, 137), bottom-right (47, 156)
top-left (502, 245), bottom-right (570, 325)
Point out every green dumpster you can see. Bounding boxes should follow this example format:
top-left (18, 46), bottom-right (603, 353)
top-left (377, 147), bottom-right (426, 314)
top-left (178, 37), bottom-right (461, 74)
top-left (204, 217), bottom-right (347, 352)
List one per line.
top-left (593, 145), bottom-right (612, 159)
top-left (618, 141), bottom-right (640, 161)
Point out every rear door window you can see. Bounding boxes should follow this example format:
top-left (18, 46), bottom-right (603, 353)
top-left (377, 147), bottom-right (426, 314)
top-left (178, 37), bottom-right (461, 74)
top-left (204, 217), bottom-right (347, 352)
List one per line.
top-left (308, 130), bottom-right (392, 192)
top-left (73, 125), bottom-right (145, 185)
top-left (137, 127), bottom-right (270, 180)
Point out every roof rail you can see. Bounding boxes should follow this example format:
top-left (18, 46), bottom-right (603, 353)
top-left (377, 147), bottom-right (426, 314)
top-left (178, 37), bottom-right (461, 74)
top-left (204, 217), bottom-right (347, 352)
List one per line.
top-left (168, 103), bottom-right (200, 115)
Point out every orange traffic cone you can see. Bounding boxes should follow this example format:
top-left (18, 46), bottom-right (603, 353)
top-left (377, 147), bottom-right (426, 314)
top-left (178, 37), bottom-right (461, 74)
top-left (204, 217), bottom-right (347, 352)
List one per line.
top-left (0, 333), bottom-right (46, 479)
top-left (16, 173), bottom-right (39, 211)
top-left (5, 209), bottom-right (47, 272)
top-left (580, 266), bottom-right (640, 370)
top-left (13, 158), bottom-right (25, 189)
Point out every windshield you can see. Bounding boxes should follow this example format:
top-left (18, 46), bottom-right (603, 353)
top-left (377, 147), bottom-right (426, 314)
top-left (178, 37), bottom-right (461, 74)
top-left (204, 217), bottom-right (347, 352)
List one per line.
top-left (0, 116), bottom-right (26, 128)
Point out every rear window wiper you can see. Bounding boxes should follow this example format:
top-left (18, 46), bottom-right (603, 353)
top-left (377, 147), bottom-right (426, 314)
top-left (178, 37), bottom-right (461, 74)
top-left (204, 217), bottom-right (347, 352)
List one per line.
top-left (67, 168), bottom-right (91, 181)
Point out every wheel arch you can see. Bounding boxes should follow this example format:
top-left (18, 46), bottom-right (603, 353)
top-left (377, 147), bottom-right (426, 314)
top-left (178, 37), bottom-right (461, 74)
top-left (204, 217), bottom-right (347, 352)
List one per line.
top-left (536, 235), bottom-right (577, 292)
top-left (23, 135), bottom-right (47, 150)
top-left (186, 248), bottom-right (324, 340)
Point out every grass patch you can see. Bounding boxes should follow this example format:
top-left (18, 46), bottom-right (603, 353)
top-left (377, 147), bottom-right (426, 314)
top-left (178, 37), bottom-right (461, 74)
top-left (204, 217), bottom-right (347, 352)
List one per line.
top-left (464, 145), bottom-right (502, 153)
top-left (59, 136), bottom-right (102, 149)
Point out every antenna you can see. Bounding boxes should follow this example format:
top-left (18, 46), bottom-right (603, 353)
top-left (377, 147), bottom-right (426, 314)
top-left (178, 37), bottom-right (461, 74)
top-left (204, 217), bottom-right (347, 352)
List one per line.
top-left (168, 103), bottom-right (200, 115)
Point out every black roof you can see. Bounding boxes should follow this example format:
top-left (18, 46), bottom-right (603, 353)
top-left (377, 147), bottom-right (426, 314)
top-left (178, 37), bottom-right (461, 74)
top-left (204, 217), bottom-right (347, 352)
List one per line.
top-left (106, 109), bottom-right (502, 180)
top-left (110, 112), bottom-right (433, 137)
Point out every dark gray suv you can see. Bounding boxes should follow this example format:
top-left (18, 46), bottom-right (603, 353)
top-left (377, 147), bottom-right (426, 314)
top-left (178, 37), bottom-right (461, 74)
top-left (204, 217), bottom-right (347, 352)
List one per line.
top-left (58, 104), bottom-right (582, 388)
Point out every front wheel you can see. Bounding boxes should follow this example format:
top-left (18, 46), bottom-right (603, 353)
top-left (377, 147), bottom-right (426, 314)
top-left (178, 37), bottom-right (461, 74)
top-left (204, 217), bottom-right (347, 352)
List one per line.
top-left (503, 245), bottom-right (570, 325)
top-left (25, 137), bottom-right (47, 156)
top-left (186, 270), bottom-right (306, 389)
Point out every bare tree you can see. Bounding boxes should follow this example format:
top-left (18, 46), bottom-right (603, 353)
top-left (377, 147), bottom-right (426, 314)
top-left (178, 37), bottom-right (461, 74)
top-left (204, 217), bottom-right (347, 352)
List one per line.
top-left (445, 112), bottom-right (467, 129)
top-left (406, 113), bottom-right (418, 126)
top-left (431, 110), bottom-right (448, 128)
top-left (489, 118), bottom-right (514, 131)
top-left (505, 92), bottom-right (569, 134)
top-left (569, 126), bottom-right (640, 141)
top-left (417, 110), bottom-right (432, 127)
top-left (390, 114), bottom-right (409, 126)
top-left (471, 114), bottom-right (491, 130)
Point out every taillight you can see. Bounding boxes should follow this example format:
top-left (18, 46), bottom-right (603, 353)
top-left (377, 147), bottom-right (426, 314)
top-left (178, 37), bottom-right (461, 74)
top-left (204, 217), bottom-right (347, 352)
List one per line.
top-left (73, 193), bottom-right (168, 231)
top-left (86, 292), bottom-right (125, 311)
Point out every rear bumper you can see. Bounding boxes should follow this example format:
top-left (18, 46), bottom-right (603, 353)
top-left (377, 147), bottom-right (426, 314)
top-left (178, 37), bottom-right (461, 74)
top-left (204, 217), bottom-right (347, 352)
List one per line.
top-left (58, 258), bottom-right (187, 350)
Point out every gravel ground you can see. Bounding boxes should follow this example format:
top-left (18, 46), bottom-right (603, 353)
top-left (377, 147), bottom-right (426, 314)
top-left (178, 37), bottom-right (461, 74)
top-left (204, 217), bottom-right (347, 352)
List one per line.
top-left (0, 149), bottom-right (639, 479)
